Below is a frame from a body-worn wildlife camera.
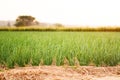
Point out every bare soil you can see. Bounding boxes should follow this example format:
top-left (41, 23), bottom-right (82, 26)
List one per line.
top-left (0, 66), bottom-right (120, 80)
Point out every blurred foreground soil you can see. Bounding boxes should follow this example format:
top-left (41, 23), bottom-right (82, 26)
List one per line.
top-left (0, 66), bottom-right (120, 80)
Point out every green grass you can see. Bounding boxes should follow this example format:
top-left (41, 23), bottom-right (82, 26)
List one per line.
top-left (0, 31), bottom-right (120, 68)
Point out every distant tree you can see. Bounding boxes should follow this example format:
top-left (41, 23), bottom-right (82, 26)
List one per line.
top-left (33, 21), bottom-right (40, 25)
top-left (14, 15), bottom-right (35, 27)
top-left (54, 23), bottom-right (64, 27)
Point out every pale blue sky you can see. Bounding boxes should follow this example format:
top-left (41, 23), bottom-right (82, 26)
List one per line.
top-left (0, 0), bottom-right (120, 26)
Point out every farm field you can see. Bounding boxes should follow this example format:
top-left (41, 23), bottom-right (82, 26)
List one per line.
top-left (0, 31), bottom-right (120, 68)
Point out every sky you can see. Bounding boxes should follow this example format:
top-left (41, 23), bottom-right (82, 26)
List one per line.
top-left (0, 0), bottom-right (120, 26)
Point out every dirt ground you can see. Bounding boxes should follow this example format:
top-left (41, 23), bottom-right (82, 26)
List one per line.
top-left (0, 66), bottom-right (120, 80)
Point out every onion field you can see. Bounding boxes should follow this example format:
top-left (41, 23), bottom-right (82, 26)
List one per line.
top-left (0, 31), bottom-right (120, 68)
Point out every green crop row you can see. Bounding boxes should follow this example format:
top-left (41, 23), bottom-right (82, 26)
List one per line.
top-left (0, 31), bottom-right (120, 68)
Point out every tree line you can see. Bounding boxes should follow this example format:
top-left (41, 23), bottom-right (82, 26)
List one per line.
top-left (14, 15), bottom-right (64, 27)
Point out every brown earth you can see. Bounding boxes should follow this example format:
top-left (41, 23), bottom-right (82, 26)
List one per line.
top-left (0, 66), bottom-right (120, 80)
